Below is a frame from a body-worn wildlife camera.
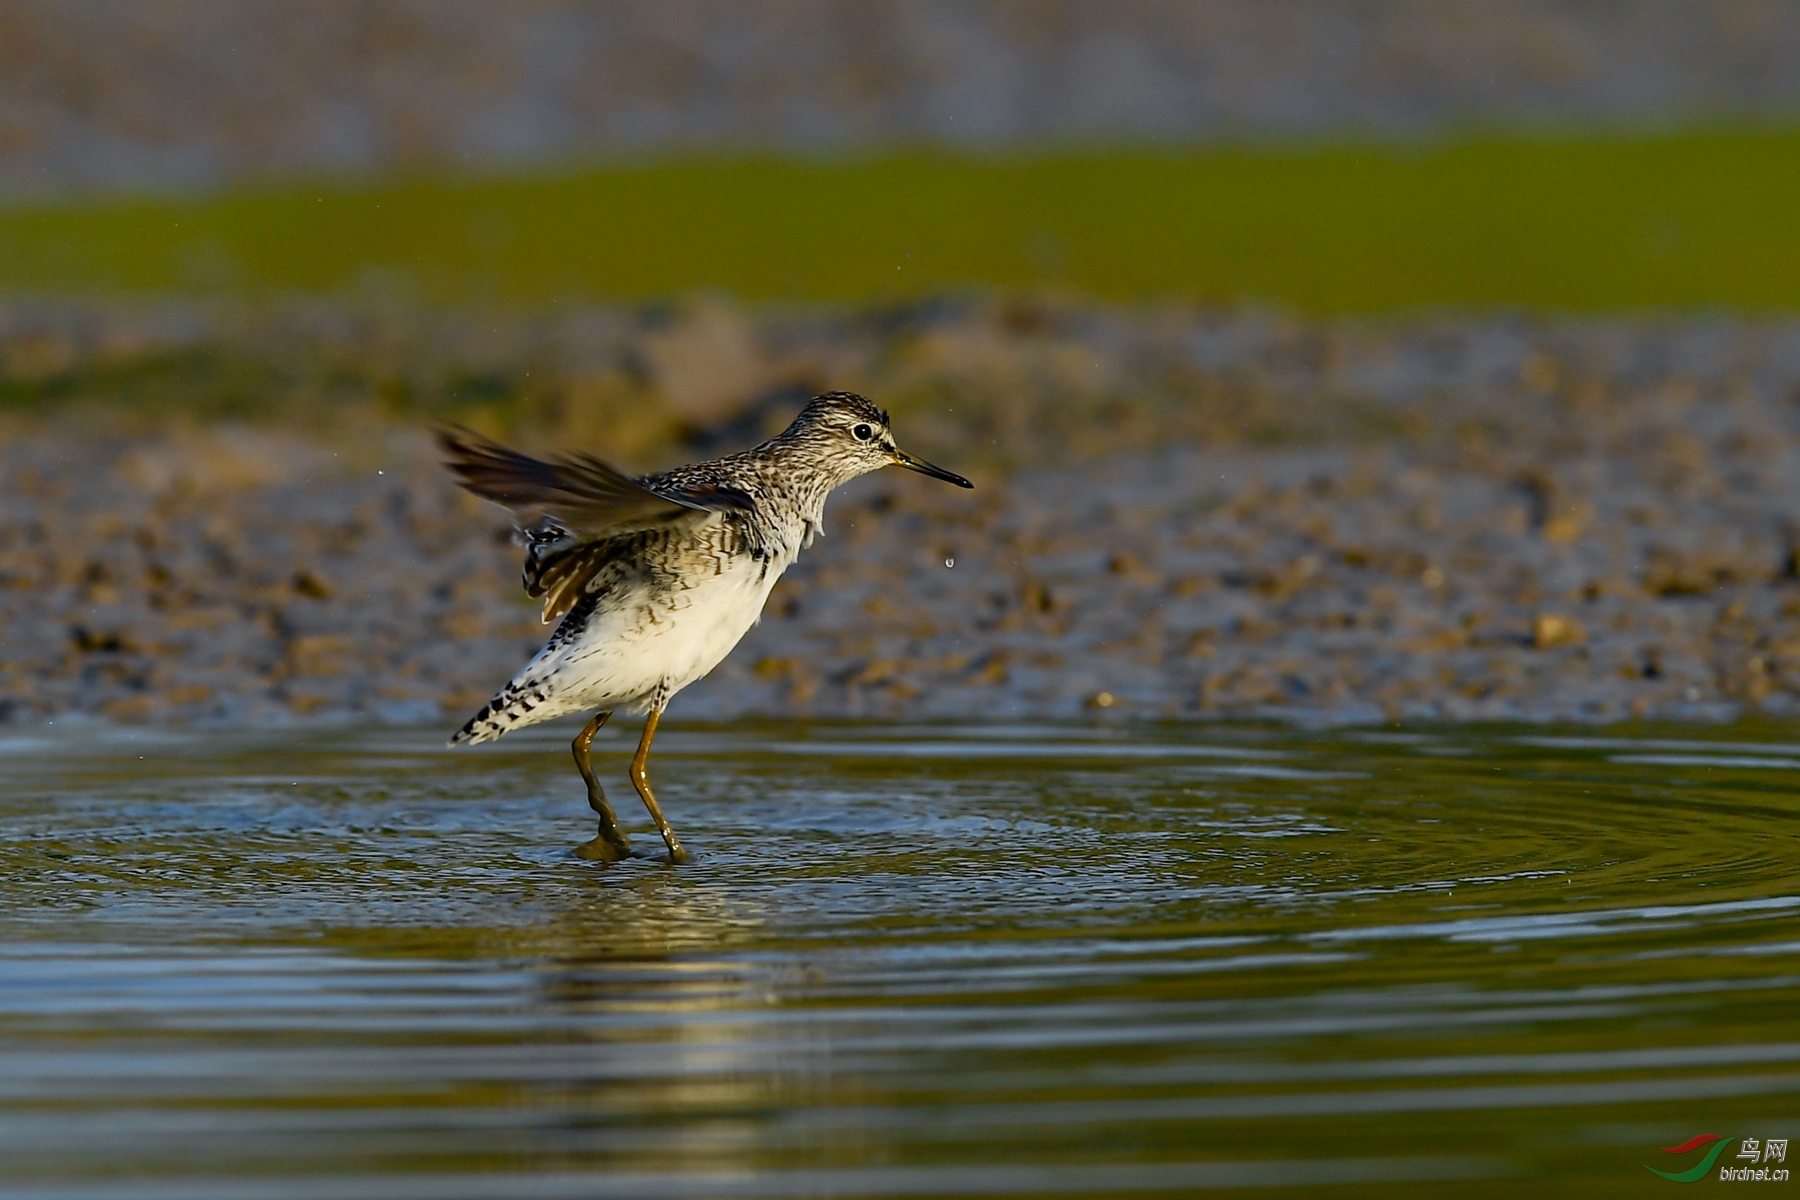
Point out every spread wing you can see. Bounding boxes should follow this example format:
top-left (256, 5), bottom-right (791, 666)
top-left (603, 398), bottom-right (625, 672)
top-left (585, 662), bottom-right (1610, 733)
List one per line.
top-left (438, 427), bottom-right (753, 622)
top-left (438, 426), bottom-right (750, 534)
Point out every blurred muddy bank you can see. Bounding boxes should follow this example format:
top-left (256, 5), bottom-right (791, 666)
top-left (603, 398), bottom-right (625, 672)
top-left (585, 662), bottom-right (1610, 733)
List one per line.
top-left (6, 298), bottom-right (1800, 728)
top-left (10, 0), bottom-right (1800, 194)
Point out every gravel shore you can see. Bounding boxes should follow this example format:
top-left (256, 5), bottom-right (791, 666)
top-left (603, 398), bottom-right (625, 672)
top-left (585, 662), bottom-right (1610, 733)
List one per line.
top-left (11, 1), bottom-right (1800, 192)
top-left (8, 301), bottom-right (1800, 729)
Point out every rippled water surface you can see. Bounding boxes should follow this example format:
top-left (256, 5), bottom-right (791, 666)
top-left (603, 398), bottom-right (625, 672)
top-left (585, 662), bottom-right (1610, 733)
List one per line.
top-left (2, 721), bottom-right (1799, 1197)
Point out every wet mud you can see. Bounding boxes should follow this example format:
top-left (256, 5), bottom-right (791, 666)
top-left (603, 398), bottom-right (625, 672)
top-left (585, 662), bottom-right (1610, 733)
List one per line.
top-left (6, 302), bottom-right (1800, 728)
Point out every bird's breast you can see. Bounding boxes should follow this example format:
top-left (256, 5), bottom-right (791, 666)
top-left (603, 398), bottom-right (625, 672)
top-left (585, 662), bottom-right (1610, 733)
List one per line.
top-left (633, 543), bottom-right (790, 688)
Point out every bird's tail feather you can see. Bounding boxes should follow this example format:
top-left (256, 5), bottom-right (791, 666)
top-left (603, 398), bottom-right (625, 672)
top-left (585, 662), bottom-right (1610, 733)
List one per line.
top-left (449, 681), bottom-right (553, 746)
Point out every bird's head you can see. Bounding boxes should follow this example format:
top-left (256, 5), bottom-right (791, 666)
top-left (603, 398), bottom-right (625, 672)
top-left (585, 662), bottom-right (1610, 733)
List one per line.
top-left (774, 391), bottom-right (973, 490)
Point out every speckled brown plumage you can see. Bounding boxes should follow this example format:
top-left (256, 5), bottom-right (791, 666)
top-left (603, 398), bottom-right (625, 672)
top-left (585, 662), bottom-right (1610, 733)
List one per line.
top-left (438, 391), bottom-right (971, 860)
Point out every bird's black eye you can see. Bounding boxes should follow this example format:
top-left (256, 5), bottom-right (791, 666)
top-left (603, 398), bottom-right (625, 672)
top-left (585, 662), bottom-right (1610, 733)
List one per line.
top-left (852, 423), bottom-right (874, 441)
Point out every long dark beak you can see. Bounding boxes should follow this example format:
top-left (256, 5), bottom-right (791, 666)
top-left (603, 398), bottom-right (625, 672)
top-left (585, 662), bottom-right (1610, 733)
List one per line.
top-left (893, 448), bottom-right (973, 488)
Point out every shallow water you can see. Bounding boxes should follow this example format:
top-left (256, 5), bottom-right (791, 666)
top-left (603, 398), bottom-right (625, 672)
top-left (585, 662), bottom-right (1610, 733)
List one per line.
top-left (1, 721), bottom-right (1798, 1198)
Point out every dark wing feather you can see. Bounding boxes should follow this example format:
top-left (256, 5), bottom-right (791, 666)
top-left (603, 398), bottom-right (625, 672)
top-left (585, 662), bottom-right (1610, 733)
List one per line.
top-left (439, 427), bottom-right (754, 623)
top-left (438, 427), bottom-right (714, 535)
top-left (527, 538), bottom-right (620, 624)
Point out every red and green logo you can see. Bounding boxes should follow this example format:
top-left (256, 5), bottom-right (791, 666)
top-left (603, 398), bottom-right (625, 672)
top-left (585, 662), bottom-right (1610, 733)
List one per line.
top-left (1647, 1134), bottom-right (1736, 1182)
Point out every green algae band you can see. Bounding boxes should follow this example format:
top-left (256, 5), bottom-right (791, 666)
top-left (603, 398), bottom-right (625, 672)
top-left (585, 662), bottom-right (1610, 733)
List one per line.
top-left (4, 131), bottom-right (1800, 310)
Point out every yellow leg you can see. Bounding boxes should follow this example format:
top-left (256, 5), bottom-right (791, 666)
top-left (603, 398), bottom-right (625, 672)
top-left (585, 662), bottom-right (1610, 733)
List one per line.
top-left (572, 711), bottom-right (631, 862)
top-left (629, 708), bottom-right (689, 864)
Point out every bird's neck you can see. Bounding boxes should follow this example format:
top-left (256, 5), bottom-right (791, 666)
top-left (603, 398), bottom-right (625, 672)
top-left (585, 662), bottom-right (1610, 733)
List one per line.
top-left (751, 441), bottom-right (854, 539)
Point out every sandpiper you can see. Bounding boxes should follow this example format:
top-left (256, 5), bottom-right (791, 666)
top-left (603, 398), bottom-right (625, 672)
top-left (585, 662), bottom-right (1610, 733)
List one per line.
top-left (440, 392), bottom-right (972, 863)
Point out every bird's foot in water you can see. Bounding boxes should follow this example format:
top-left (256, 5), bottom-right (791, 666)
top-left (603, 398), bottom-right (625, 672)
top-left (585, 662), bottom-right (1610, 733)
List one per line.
top-left (574, 834), bottom-right (633, 863)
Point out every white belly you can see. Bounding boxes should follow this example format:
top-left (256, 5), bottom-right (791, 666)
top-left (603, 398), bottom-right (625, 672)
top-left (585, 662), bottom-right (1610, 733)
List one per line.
top-left (525, 552), bottom-right (786, 715)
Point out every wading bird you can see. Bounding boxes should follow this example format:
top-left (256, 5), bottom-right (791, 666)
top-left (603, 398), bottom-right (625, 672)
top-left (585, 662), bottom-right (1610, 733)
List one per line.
top-left (440, 392), bottom-right (972, 863)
